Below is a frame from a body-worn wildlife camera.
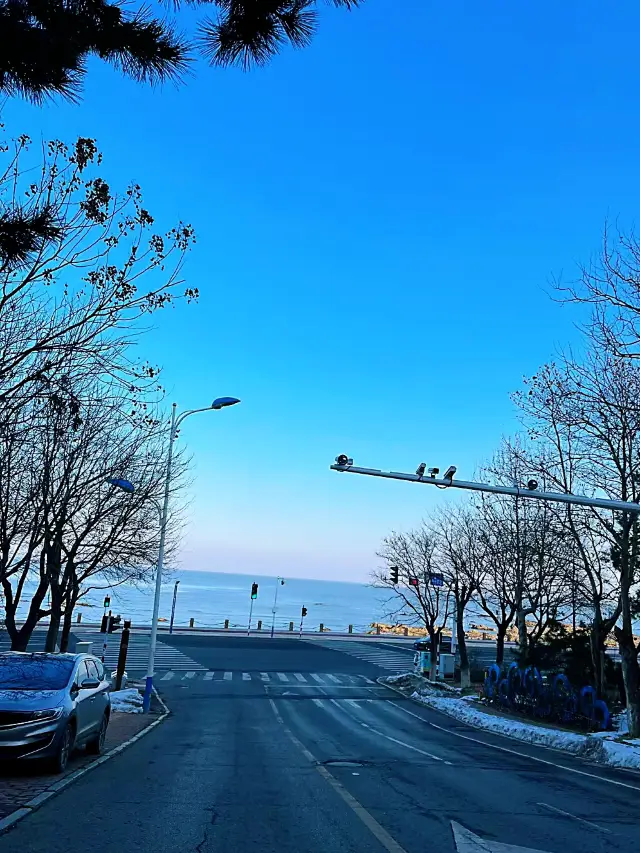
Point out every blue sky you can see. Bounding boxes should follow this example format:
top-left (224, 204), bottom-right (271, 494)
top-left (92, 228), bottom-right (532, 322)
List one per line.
top-left (5, 1), bottom-right (640, 582)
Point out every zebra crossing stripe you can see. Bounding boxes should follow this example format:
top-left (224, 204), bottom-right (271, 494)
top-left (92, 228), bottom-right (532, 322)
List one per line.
top-left (160, 672), bottom-right (174, 681)
top-left (312, 699), bottom-right (325, 708)
top-left (183, 671), bottom-right (196, 679)
top-left (223, 672), bottom-right (232, 681)
top-left (242, 673), bottom-right (251, 681)
top-left (325, 674), bottom-right (341, 684)
top-left (310, 673), bottom-right (325, 684)
top-left (276, 673), bottom-right (288, 682)
top-left (203, 672), bottom-right (214, 680)
top-left (260, 672), bottom-right (270, 681)
top-left (293, 673), bottom-right (307, 683)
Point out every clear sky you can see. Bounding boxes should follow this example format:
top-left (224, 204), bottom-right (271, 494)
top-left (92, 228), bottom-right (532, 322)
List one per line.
top-left (5, 1), bottom-right (640, 582)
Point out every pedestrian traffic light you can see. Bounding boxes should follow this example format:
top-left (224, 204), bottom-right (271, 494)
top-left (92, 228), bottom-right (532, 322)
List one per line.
top-left (301, 606), bottom-right (308, 618)
top-left (390, 566), bottom-right (399, 584)
top-left (409, 576), bottom-right (419, 587)
top-left (251, 583), bottom-right (258, 599)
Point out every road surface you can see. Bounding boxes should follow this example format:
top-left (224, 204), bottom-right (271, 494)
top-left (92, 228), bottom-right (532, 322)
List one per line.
top-left (1, 636), bottom-right (638, 853)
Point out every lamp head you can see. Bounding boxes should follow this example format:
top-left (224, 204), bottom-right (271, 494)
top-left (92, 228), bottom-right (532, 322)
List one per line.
top-left (211, 397), bottom-right (241, 410)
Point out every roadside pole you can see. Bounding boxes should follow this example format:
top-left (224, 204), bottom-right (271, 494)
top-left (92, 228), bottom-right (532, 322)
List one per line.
top-left (169, 581), bottom-right (180, 635)
top-left (299, 605), bottom-right (307, 638)
top-left (115, 620), bottom-right (131, 690)
top-left (248, 598), bottom-right (254, 636)
top-left (270, 577), bottom-right (285, 639)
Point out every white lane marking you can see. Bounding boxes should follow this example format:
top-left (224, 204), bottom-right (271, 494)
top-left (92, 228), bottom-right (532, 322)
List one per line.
top-left (329, 700), bottom-right (443, 761)
top-left (182, 671), bottom-right (196, 679)
top-left (260, 672), bottom-right (270, 681)
top-left (203, 672), bottom-right (214, 680)
top-left (242, 672), bottom-right (251, 681)
top-left (294, 673), bottom-right (308, 683)
top-left (345, 700), bottom-right (361, 709)
top-left (310, 673), bottom-right (325, 684)
top-left (386, 700), bottom-right (640, 793)
top-left (537, 802), bottom-right (611, 834)
top-left (268, 698), bottom-right (408, 853)
top-left (312, 699), bottom-right (325, 708)
top-left (452, 820), bottom-right (551, 852)
top-left (277, 673), bottom-right (289, 682)
top-left (325, 674), bottom-right (342, 684)
top-left (223, 671), bottom-right (232, 681)
top-left (160, 672), bottom-right (174, 681)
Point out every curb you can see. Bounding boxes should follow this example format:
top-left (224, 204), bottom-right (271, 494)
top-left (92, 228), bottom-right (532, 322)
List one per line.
top-left (0, 688), bottom-right (170, 836)
top-left (376, 677), bottom-right (640, 774)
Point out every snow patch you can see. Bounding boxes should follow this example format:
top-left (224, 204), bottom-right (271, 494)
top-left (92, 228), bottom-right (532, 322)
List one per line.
top-left (110, 688), bottom-right (144, 714)
top-left (381, 675), bottom-right (640, 772)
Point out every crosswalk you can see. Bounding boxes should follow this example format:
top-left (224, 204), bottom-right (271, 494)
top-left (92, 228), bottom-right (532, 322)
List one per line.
top-left (308, 639), bottom-right (416, 673)
top-left (155, 671), bottom-right (376, 685)
top-left (71, 632), bottom-right (207, 672)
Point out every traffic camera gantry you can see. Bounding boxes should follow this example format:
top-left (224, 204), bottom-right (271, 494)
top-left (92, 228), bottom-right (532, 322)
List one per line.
top-left (330, 455), bottom-right (640, 515)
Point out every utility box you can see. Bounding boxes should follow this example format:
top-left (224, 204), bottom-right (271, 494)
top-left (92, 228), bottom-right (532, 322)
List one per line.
top-left (438, 653), bottom-right (455, 679)
top-left (73, 640), bottom-right (92, 655)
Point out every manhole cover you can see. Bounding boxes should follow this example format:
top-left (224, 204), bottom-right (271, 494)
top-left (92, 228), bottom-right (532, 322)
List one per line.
top-left (323, 760), bottom-right (364, 767)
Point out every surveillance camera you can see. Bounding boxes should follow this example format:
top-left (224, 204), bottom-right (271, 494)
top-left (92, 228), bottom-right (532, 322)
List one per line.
top-left (444, 465), bottom-right (457, 480)
top-left (527, 479), bottom-right (538, 491)
top-left (335, 454), bottom-right (353, 467)
top-left (416, 462), bottom-right (426, 477)
top-left (428, 467), bottom-right (440, 478)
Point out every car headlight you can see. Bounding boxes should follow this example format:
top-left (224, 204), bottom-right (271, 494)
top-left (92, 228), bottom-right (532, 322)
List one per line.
top-left (31, 709), bottom-right (64, 721)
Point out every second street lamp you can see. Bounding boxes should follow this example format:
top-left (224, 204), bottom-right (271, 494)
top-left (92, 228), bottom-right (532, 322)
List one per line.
top-left (143, 396), bottom-right (240, 713)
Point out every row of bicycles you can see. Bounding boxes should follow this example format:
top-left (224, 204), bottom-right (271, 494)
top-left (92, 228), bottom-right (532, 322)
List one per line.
top-left (483, 662), bottom-right (611, 730)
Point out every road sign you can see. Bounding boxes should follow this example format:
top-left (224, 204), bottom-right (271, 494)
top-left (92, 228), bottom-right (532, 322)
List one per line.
top-left (430, 573), bottom-right (444, 587)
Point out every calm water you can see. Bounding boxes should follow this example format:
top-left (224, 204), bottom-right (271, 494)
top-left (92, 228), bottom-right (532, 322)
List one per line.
top-left (25, 571), bottom-right (394, 633)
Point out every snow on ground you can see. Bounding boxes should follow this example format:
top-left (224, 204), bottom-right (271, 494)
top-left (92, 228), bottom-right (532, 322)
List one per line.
top-left (110, 688), bottom-right (144, 714)
top-left (381, 674), bottom-right (640, 771)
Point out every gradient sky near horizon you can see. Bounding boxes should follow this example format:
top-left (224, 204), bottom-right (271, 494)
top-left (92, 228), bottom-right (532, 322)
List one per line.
top-left (4, 1), bottom-right (640, 582)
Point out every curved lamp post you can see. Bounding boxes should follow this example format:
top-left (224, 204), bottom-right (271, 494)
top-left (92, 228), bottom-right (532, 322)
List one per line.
top-left (143, 396), bottom-right (240, 712)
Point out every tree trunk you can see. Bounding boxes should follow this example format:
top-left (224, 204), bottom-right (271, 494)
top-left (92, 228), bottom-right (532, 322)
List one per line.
top-left (45, 595), bottom-right (61, 653)
top-left (457, 606), bottom-right (470, 688)
top-left (590, 617), bottom-right (606, 697)
top-left (516, 609), bottom-right (528, 660)
top-left (615, 625), bottom-right (640, 737)
top-left (3, 571), bottom-right (49, 652)
top-left (59, 597), bottom-right (76, 653)
top-left (496, 624), bottom-right (507, 666)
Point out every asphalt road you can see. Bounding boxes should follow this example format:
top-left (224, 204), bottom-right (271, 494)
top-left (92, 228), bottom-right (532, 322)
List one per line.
top-left (2, 636), bottom-right (639, 853)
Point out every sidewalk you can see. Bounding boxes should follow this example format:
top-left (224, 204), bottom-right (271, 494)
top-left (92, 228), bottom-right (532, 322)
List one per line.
top-left (0, 693), bottom-right (165, 823)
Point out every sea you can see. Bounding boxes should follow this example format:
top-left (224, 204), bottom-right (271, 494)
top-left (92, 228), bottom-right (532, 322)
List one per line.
top-left (13, 571), bottom-right (394, 634)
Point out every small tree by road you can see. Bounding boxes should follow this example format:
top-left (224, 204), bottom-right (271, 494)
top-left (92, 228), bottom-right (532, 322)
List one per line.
top-left (374, 526), bottom-right (451, 681)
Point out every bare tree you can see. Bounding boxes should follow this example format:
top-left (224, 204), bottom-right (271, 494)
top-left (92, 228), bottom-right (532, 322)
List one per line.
top-left (374, 526), bottom-right (451, 680)
top-left (514, 346), bottom-right (640, 733)
top-left (0, 132), bottom-right (196, 409)
top-left (430, 507), bottom-right (479, 688)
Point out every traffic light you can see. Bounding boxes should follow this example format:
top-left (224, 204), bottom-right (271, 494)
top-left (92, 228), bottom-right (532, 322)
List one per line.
top-left (390, 566), bottom-right (399, 584)
top-left (251, 583), bottom-right (258, 599)
top-left (301, 606), bottom-right (308, 618)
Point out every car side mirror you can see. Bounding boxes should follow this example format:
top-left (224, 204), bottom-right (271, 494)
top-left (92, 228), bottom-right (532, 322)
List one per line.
top-left (80, 678), bottom-right (101, 690)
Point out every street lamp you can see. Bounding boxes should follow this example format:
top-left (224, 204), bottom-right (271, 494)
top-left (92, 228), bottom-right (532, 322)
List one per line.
top-left (143, 396), bottom-right (240, 712)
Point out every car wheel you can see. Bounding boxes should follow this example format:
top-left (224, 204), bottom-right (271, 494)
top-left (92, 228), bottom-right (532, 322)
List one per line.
top-left (86, 713), bottom-right (108, 755)
top-left (52, 723), bottom-right (74, 773)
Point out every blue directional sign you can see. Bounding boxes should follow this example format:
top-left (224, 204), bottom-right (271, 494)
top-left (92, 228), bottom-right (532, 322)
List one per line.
top-left (429, 573), bottom-right (444, 587)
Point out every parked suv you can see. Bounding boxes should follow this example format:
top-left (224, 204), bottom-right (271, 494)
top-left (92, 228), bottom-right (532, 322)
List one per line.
top-left (0, 652), bottom-right (111, 772)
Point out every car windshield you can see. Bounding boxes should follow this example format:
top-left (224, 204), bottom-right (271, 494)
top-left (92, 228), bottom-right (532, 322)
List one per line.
top-left (0, 656), bottom-right (75, 690)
